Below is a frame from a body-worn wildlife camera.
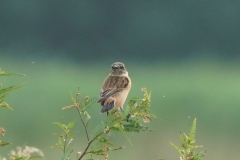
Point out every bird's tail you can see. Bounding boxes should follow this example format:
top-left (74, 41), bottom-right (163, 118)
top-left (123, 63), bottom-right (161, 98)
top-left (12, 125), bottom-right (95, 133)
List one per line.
top-left (101, 101), bottom-right (114, 113)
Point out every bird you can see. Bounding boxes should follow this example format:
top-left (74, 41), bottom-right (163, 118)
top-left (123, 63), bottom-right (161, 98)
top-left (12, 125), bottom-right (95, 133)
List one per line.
top-left (97, 62), bottom-right (131, 115)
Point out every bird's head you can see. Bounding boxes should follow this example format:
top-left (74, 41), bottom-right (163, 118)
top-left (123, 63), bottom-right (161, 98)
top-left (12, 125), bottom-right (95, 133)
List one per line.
top-left (110, 62), bottom-right (128, 76)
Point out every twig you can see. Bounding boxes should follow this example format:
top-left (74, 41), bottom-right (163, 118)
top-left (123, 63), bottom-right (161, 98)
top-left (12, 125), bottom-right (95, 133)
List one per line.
top-left (78, 132), bottom-right (103, 160)
top-left (76, 106), bottom-right (90, 142)
top-left (75, 88), bottom-right (90, 142)
top-left (84, 146), bottom-right (124, 155)
top-left (63, 133), bottom-right (68, 153)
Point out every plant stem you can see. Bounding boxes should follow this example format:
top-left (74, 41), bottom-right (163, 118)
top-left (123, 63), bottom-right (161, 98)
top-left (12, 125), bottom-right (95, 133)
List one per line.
top-left (78, 132), bottom-right (103, 160)
top-left (63, 134), bottom-right (68, 153)
top-left (76, 106), bottom-right (90, 142)
top-left (75, 88), bottom-right (90, 142)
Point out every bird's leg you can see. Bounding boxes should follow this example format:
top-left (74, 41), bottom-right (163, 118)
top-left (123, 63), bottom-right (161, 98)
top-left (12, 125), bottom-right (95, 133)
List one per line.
top-left (126, 114), bottom-right (130, 122)
top-left (120, 107), bottom-right (124, 113)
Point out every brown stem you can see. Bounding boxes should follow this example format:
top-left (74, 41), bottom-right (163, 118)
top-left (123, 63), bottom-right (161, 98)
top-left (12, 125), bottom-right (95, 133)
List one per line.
top-left (78, 132), bottom-right (103, 160)
top-left (75, 88), bottom-right (90, 142)
top-left (76, 106), bottom-right (90, 142)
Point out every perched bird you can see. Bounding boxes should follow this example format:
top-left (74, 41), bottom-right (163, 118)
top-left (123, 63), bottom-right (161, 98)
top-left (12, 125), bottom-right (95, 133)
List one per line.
top-left (97, 62), bottom-right (131, 114)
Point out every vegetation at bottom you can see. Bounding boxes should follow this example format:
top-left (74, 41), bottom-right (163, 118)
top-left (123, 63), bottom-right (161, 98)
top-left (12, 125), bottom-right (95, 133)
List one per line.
top-left (52, 87), bottom-right (155, 160)
top-left (1, 68), bottom-right (205, 160)
top-left (170, 118), bottom-right (205, 160)
top-left (0, 69), bottom-right (43, 160)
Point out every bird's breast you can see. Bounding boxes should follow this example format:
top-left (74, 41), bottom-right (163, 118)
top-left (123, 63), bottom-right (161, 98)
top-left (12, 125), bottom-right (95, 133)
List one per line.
top-left (114, 76), bottom-right (131, 107)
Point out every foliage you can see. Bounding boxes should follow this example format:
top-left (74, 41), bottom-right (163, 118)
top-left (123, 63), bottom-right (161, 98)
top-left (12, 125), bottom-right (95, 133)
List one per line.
top-left (170, 118), bottom-right (205, 160)
top-left (0, 68), bottom-right (43, 160)
top-left (0, 68), bottom-right (25, 111)
top-left (0, 68), bottom-right (25, 149)
top-left (51, 121), bottom-right (76, 160)
top-left (53, 87), bottom-right (154, 160)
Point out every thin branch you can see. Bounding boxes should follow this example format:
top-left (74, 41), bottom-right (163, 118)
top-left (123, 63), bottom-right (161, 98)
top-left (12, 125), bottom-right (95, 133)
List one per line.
top-left (63, 134), bottom-right (68, 153)
top-left (84, 146), bottom-right (124, 155)
top-left (76, 106), bottom-right (90, 142)
top-left (75, 87), bottom-right (90, 142)
top-left (78, 132), bottom-right (103, 160)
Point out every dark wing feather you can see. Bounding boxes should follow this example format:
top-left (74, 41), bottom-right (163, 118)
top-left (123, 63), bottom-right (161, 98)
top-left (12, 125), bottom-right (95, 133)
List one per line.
top-left (97, 89), bottom-right (122, 104)
top-left (101, 100), bottom-right (115, 113)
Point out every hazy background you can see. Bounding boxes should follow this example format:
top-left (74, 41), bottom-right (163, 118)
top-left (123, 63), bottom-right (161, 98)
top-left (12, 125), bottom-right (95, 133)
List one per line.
top-left (1, 1), bottom-right (240, 159)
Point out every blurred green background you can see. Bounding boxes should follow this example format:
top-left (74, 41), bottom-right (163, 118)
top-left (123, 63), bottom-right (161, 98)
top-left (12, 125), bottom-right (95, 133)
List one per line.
top-left (1, 1), bottom-right (240, 160)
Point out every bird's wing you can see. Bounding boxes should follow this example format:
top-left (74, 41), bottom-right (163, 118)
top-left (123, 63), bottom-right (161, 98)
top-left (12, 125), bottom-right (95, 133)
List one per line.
top-left (97, 75), bottom-right (129, 104)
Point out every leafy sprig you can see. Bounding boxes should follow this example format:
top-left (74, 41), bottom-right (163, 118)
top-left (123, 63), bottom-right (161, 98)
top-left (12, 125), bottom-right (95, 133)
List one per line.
top-left (52, 120), bottom-right (76, 160)
top-left (53, 88), bottom-right (154, 160)
top-left (170, 118), bottom-right (205, 160)
top-left (0, 68), bottom-right (25, 150)
top-left (0, 68), bottom-right (25, 111)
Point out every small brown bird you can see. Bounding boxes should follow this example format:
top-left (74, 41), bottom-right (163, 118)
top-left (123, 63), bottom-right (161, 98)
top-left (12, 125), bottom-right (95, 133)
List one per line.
top-left (97, 62), bottom-right (131, 114)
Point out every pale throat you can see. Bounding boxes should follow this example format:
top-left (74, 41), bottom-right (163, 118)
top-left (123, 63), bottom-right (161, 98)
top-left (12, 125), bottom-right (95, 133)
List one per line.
top-left (122, 72), bottom-right (128, 76)
top-left (110, 70), bottom-right (128, 76)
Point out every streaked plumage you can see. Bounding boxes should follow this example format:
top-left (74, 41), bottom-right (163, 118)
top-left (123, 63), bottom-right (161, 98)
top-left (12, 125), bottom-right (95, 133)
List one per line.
top-left (98, 62), bottom-right (131, 114)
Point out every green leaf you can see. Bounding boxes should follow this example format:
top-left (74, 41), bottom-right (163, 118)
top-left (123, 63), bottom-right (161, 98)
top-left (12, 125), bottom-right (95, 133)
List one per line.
top-left (112, 120), bottom-right (150, 133)
top-left (97, 136), bottom-right (114, 146)
top-left (67, 120), bottom-right (75, 129)
top-left (0, 93), bottom-right (8, 102)
top-left (0, 141), bottom-right (11, 146)
top-left (191, 145), bottom-right (203, 149)
top-left (127, 97), bottom-right (138, 106)
top-left (123, 121), bottom-right (150, 133)
top-left (112, 122), bottom-right (121, 130)
top-left (126, 97), bottom-right (139, 113)
top-left (0, 83), bottom-right (25, 95)
top-left (67, 132), bottom-right (76, 140)
top-left (58, 137), bottom-right (63, 147)
top-left (0, 69), bottom-right (25, 76)
top-left (53, 122), bottom-right (68, 133)
top-left (189, 118), bottom-right (197, 140)
top-left (83, 97), bottom-right (97, 108)
top-left (181, 133), bottom-right (190, 149)
top-left (0, 83), bottom-right (25, 110)
top-left (88, 149), bottom-right (105, 155)
top-left (81, 97), bottom-right (97, 112)
top-left (170, 143), bottom-right (183, 155)
top-left (122, 124), bottom-right (141, 132)
top-left (193, 152), bottom-right (205, 159)
top-left (51, 137), bottom-right (63, 149)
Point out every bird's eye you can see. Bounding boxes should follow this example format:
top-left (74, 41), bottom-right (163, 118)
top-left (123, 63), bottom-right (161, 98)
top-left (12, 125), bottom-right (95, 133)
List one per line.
top-left (120, 66), bottom-right (124, 69)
